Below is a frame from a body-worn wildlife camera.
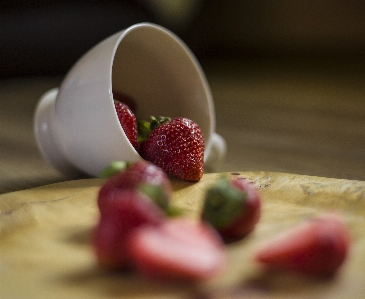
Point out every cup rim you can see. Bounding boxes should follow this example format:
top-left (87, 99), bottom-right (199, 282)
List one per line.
top-left (110, 22), bottom-right (216, 154)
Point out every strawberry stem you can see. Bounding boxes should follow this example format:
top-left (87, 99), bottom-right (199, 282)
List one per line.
top-left (138, 116), bottom-right (171, 142)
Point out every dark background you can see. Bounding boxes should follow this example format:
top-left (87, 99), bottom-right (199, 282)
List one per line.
top-left (1, 0), bottom-right (365, 193)
top-left (1, 0), bottom-right (365, 78)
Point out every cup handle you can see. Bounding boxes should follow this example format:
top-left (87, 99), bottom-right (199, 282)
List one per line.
top-left (34, 88), bottom-right (80, 176)
top-left (205, 132), bottom-right (227, 170)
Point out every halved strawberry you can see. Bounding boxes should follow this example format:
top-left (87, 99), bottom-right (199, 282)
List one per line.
top-left (202, 176), bottom-right (261, 242)
top-left (139, 117), bottom-right (205, 182)
top-left (93, 189), bottom-right (165, 270)
top-left (128, 218), bottom-right (227, 281)
top-left (98, 161), bottom-right (172, 214)
top-left (254, 213), bottom-right (352, 276)
top-left (114, 100), bottom-right (138, 150)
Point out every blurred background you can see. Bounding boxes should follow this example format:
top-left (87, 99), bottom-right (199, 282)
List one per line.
top-left (1, 0), bottom-right (365, 77)
top-left (1, 0), bottom-right (365, 193)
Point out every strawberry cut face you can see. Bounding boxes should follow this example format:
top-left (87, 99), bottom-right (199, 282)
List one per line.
top-left (127, 218), bottom-right (227, 281)
top-left (254, 213), bottom-right (352, 276)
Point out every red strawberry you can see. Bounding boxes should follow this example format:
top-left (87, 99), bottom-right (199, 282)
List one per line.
top-left (139, 117), bottom-right (205, 182)
top-left (114, 100), bottom-right (138, 150)
top-left (113, 90), bottom-right (137, 113)
top-left (93, 189), bottom-right (165, 270)
top-left (128, 218), bottom-right (227, 281)
top-left (98, 161), bottom-right (172, 214)
top-left (254, 213), bottom-right (352, 276)
top-left (202, 176), bottom-right (261, 242)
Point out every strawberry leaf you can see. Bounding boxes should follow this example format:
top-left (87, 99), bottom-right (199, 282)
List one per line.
top-left (203, 176), bottom-right (246, 229)
top-left (139, 183), bottom-right (169, 210)
top-left (139, 183), bottom-right (183, 217)
top-left (137, 116), bottom-right (171, 142)
top-left (99, 161), bottom-right (131, 178)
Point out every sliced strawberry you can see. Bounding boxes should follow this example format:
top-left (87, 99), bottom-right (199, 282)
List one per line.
top-left (98, 161), bottom-right (172, 214)
top-left (139, 117), bottom-right (205, 182)
top-left (93, 190), bottom-right (165, 270)
top-left (254, 213), bottom-right (352, 276)
top-left (202, 176), bottom-right (261, 242)
top-left (128, 218), bottom-right (227, 281)
top-left (114, 100), bottom-right (138, 149)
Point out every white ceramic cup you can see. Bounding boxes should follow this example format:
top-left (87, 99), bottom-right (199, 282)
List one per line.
top-left (34, 23), bottom-right (226, 177)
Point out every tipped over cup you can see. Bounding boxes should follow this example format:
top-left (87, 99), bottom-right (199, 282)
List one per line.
top-left (34, 23), bottom-right (226, 177)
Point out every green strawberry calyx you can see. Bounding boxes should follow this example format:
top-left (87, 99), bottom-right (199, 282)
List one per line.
top-left (137, 116), bottom-right (171, 142)
top-left (139, 183), bottom-right (169, 210)
top-left (99, 161), bottom-right (132, 178)
top-left (202, 176), bottom-right (247, 230)
top-left (99, 160), bottom-right (183, 217)
top-left (139, 183), bottom-right (182, 217)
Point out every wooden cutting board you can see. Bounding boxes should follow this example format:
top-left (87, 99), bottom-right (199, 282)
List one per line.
top-left (1, 171), bottom-right (365, 299)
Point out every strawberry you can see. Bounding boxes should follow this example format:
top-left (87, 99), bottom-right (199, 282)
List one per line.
top-left (254, 213), bottom-right (352, 276)
top-left (128, 218), bottom-right (227, 281)
top-left (114, 100), bottom-right (138, 150)
top-left (139, 117), bottom-right (205, 182)
top-left (113, 90), bottom-right (137, 113)
top-left (202, 176), bottom-right (261, 242)
top-left (93, 189), bottom-right (165, 270)
top-left (98, 161), bottom-right (172, 214)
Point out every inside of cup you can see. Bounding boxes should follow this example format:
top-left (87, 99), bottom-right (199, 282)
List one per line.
top-left (111, 24), bottom-right (214, 149)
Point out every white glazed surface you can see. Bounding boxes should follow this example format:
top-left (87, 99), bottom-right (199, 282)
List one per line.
top-left (34, 23), bottom-right (225, 177)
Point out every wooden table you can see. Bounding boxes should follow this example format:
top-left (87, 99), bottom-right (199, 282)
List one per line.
top-left (1, 57), bottom-right (364, 194)
top-left (1, 57), bottom-right (365, 299)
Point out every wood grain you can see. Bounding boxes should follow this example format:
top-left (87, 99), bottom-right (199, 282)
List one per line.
top-left (1, 172), bottom-right (365, 299)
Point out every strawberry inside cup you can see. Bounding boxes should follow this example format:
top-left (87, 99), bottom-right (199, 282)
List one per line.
top-left (138, 116), bottom-right (205, 182)
top-left (113, 90), bottom-right (138, 114)
top-left (114, 100), bottom-right (138, 150)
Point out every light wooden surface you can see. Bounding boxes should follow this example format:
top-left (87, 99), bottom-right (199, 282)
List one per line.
top-left (0, 57), bottom-right (364, 194)
top-left (1, 172), bottom-right (365, 299)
